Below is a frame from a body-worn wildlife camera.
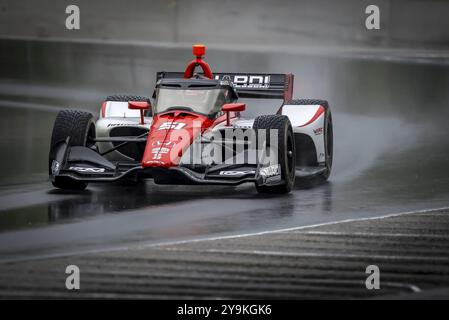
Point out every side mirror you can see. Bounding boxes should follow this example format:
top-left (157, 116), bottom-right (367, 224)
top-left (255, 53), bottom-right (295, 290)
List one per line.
top-left (222, 103), bottom-right (246, 126)
top-left (128, 101), bottom-right (151, 124)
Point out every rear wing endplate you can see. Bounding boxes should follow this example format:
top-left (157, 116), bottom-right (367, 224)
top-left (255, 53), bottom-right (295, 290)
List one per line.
top-left (157, 72), bottom-right (294, 101)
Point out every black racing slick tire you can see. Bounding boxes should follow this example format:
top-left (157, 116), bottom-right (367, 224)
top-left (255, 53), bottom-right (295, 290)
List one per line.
top-left (253, 115), bottom-right (296, 194)
top-left (49, 110), bottom-right (96, 190)
top-left (285, 99), bottom-right (333, 182)
top-left (321, 108), bottom-right (333, 180)
top-left (106, 95), bottom-right (152, 116)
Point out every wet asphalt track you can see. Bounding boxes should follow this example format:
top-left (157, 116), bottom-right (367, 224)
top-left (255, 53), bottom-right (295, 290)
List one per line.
top-left (2, 207), bottom-right (449, 299)
top-left (0, 40), bottom-right (449, 298)
top-left (1, 131), bottom-right (449, 265)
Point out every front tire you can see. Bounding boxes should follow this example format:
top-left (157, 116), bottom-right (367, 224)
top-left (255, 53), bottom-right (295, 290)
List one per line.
top-left (253, 115), bottom-right (296, 194)
top-left (49, 110), bottom-right (96, 190)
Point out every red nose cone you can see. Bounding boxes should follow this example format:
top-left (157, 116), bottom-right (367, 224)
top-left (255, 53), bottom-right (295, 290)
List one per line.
top-left (193, 44), bottom-right (206, 57)
top-left (142, 113), bottom-right (214, 168)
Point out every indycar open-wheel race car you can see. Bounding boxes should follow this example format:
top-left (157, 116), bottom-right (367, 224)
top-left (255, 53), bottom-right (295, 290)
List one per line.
top-left (49, 44), bottom-right (333, 194)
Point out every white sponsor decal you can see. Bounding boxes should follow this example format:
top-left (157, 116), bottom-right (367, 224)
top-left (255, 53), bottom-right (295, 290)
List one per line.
top-left (152, 141), bottom-right (175, 147)
top-left (107, 123), bottom-right (142, 127)
top-left (158, 122), bottom-right (186, 130)
top-left (69, 166), bottom-right (105, 173)
top-left (215, 75), bottom-right (270, 89)
top-left (152, 147), bottom-right (170, 154)
top-left (259, 164), bottom-right (280, 178)
top-left (146, 160), bottom-right (165, 165)
top-left (219, 170), bottom-right (255, 176)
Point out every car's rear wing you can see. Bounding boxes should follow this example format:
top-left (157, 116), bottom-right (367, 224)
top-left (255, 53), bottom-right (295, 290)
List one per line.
top-left (156, 72), bottom-right (294, 101)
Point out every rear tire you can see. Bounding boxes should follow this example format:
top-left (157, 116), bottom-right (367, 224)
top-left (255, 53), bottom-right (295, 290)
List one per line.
top-left (321, 109), bottom-right (333, 180)
top-left (49, 110), bottom-right (96, 190)
top-left (253, 115), bottom-right (296, 194)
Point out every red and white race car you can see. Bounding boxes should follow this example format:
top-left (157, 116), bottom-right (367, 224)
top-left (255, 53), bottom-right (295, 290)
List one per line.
top-left (49, 44), bottom-right (333, 194)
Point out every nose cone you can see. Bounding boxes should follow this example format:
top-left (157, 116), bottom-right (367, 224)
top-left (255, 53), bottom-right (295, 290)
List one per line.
top-left (142, 112), bottom-right (212, 168)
